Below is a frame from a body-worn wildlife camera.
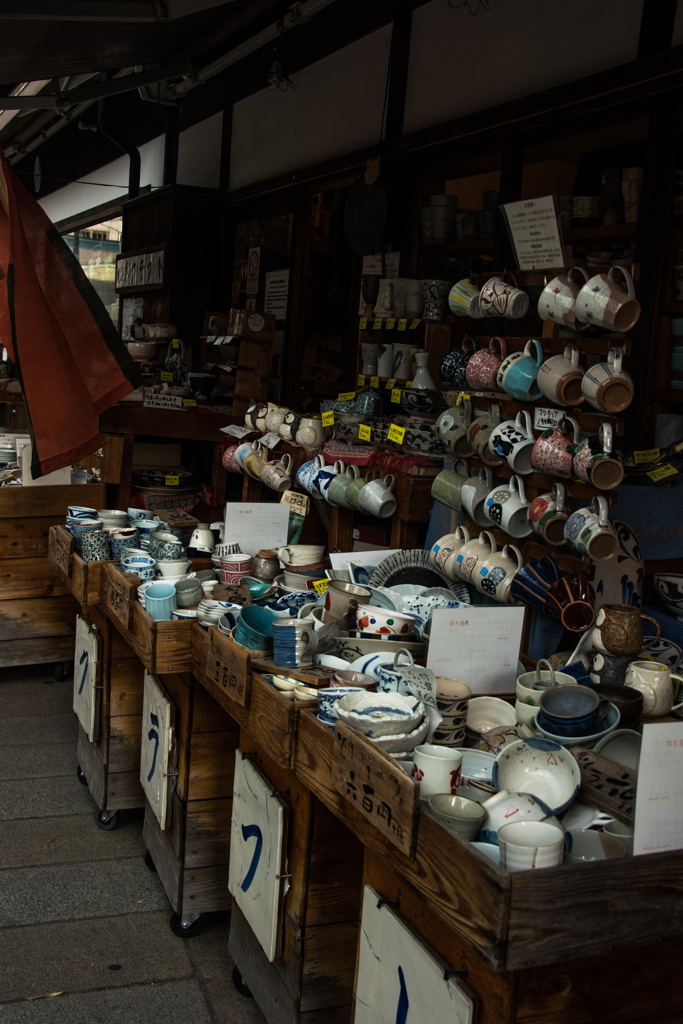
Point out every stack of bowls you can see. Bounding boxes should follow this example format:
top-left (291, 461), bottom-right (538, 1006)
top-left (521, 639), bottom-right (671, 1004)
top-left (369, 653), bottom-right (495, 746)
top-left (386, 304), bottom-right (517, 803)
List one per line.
top-left (197, 599), bottom-right (237, 628)
top-left (537, 685), bottom-right (605, 737)
top-left (67, 518), bottom-right (103, 556)
top-left (121, 553), bottom-right (156, 581)
top-left (234, 605), bottom-right (279, 654)
top-left (217, 605), bottom-right (243, 633)
top-left (333, 691), bottom-right (429, 758)
top-left (272, 616), bottom-right (318, 668)
top-left (432, 677), bottom-right (471, 747)
top-left (97, 509), bottom-right (129, 531)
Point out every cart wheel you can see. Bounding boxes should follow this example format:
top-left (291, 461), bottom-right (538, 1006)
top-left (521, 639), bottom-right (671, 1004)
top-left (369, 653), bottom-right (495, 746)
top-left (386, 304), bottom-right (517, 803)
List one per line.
top-left (144, 850), bottom-right (157, 872)
top-left (93, 808), bottom-right (118, 831)
top-left (232, 966), bottom-right (254, 998)
top-left (76, 765), bottom-right (88, 786)
top-left (54, 661), bottom-right (72, 682)
top-left (170, 912), bottom-right (201, 938)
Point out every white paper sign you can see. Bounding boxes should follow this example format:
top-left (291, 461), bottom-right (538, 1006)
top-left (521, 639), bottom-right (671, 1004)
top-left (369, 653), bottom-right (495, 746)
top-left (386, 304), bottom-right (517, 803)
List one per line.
top-left (355, 885), bottom-right (475, 1024)
top-left (260, 432), bottom-right (281, 450)
top-left (229, 753), bottom-right (288, 961)
top-left (501, 195), bottom-right (565, 271)
top-left (121, 296), bottom-right (144, 340)
top-left (220, 424), bottom-right (253, 438)
top-left (224, 501), bottom-right (290, 557)
top-left (264, 269), bottom-right (289, 319)
top-left (73, 615), bottom-right (100, 743)
top-left (533, 406), bottom-right (565, 431)
top-left (140, 672), bottom-right (175, 830)
top-left (426, 606), bottom-right (525, 695)
top-left (633, 721), bottom-right (683, 856)
top-left (143, 393), bottom-right (183, 410)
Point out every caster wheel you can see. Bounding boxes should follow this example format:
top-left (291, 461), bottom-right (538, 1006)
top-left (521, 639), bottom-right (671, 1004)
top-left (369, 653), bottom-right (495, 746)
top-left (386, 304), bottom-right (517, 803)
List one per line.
top-left (93, 808), bottom-right (118, 831)
top-left (77, 765), bottom-right (88, 786)
top-left (54, 661), bottom-right (72, 682)
top-left (232, 966), bottom-right (253, 998)
top-left (170, 912), bottom-right (201, 938)
top-left (144, 850), bottom-right (157, 872)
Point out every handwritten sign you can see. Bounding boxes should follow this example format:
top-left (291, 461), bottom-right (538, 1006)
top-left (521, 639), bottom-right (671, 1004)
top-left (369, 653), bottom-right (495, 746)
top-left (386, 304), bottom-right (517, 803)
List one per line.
top-left (206, 626), bottom-right (251, 707)
top-left (533, 406), bottom-right (565, 431)
top-left (50, 526), bottom-right (73, 580)
top-left (573, 746), bottom-right (636, 824)
top-left (221, 423), bottom-right (254, 438)
top-left (160, 371), bottom-right (174, 382)
top-left (183, 398), bottom-right (197, 407)
top-left (321, 410), bottom-right (335, 427)
top-left (281, 490), bottom-right (309, 517)
top-left (359, 317), bottom-right (368, 329)
top-left (334, 721), bottom-right (419, 857)
top-left (358, 424), bottom-right (372, 442)
top-left (386, 318), bottom-right (396, 330)
top-left (633, 722), bottom-right (683, 855)
top-left (427, 606), bottom-right (525, 695)
top-left (501, 195), bottom-right (565, 271)
top-left (104, 566), bottom-right (133, 630)
top-left (373, 318), bottom-right (383, 330)
top-left (260, 432), bottom-right (281, 449)
top-left (634, 448), bottom-right (661, 464)
top-left (165, 475), bottom-right (180, 486)
top-left (385, 378), bottom-right (397, 390)
top-left (357, 374), bottom-right (366, 387)
top-left (223, 502), bottom-right (289, 557)
top-left (143, 393), bottom-right (183, 411)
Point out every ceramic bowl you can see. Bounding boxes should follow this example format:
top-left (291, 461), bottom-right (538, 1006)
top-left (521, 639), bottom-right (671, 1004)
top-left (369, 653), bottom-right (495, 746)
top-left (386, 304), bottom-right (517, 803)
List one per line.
top-left (538, 685), bottom-right (601, 734)
top-left (471, 841), bottom-right (501, 865)
top-left (156, 559), bottom-right (193, 577)
top-left (493, 737), bottom-right (580, 814)
top-left (428, 794), bottom-right (486, 841)
top-left (457, 748), bottom-right (497, 788)
top-left (478, 789), bottom-right (560, 845)
top-left (588, 683), bottom-right (643, 728)
top-left (654, 573), bottom-right (683, 618)
top-left (564, 828), bottom-right (627, 864)
top-left (592, 728), bottom-right (642, 769)
top-left (356, 604), bottom-right (418, 637)
top-left (334, 635), bottom-right (426, 663)
top-left (172, 609), bottom-right (197, 620)
top-left (467, 696), bottom-right (517, 734)
top-left (516, 673), bottom-right (577, 707)
top-left (333, 670), bottom-right (376, 690)
top-left (346, 651), bottom-right (415, 678)
top-left (367, 714), bottom-right (431, 754)
top-left (334, 691), bottom-right (424, 737)
top-left (534, 703), bottom-right (620, 749)
top-left (317, 686), bottom-right (366, 724)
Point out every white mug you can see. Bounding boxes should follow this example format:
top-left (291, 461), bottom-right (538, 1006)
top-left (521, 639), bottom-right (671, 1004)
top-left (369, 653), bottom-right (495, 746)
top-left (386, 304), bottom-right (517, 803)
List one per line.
top-left (460, 466), bottom-right (494, 527)
top-left (538, 266), bottom-right (589, 329)
top-left (411, 743), bottom-right (463, 800)
top-left (277, 544), bottom-right (326, 566)
top-left (624, 660), bottom-right (683, 717)
top-left (581, 347), bottom-right (634, 413)
top-left (357, 474), bottom-right (397, 519)
top-left (498, 820), bottom-right (564, 872)
top-left (475, 543), bottom-right (523, 603)
top-left (575, 266), bottom-right (641, 333)
top-left (488, 411), bottom-right (535, 476)
top-left (484, 475), bottom-right (531, 538)
top-left (451, 529), bottom-right (497, 584)
top-left (537, 344), bottom-right (585, 407)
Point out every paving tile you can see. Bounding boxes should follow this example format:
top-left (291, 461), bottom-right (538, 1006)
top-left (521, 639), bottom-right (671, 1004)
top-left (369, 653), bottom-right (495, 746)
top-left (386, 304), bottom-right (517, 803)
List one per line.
top-left (0, 713), bottom-right (77, 747)
top-left (0, 675), bottom-right (73, 717)
top-left (184, 911), bottom-right (267, 1024)
top-left (0, 982), bottom-right (214, 1024)
top-left (0, 912), bottom-right (193, 1004)
top-left (0, 742), bottom-right (77, 781)
top-left (0, 812), bottom-right (146, 869)
top-left (0, 858), bottom-right (169, 928)
top-left (0, 775), bottom-right (96, 821)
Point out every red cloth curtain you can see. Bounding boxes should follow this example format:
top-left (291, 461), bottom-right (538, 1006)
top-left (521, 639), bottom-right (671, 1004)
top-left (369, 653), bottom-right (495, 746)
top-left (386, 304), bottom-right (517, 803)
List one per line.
top-left (0, 150), bottom-right (141, 477)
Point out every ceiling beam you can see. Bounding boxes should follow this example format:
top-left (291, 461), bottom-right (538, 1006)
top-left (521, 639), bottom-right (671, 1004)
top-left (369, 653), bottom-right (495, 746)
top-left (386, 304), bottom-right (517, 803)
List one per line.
top-left (0, 61), bottom-right (194, 109)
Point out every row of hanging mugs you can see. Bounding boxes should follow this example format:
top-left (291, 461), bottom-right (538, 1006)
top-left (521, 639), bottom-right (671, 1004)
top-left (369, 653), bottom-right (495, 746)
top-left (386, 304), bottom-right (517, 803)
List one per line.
top-left (296, 456), bottom-right (397, 519)
top-left (436, 404), bottom-right (624, 491)
top-left (440, 338), bottom-right (633, 413)
top-left (448, 266), bottom-right (641, 333)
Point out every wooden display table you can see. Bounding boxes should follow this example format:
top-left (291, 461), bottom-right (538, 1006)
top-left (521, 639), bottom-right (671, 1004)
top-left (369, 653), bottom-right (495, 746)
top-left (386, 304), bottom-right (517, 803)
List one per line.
top-left (0, 483), bottom-right (103, 670)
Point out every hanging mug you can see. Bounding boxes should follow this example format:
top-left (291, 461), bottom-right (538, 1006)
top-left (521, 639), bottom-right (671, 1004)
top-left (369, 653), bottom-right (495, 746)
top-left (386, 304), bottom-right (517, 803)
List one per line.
top-left (466, 337), bottom-right (508, 391)
top-left (451, 529), bottom-right (497, 584)
top-left (496, 340), bottom-right (544, 402)
top-left (581, 347), bottom-right (634, 414)
top-left (537, 344), bottom-right (585, 406)
top-left (440, 335), bottom-right (478, 390)
top-left (431, 460), bottom-right (470, 511)
top-left (443, 526), bottom-right (472, 579)
top-left (488, 410), bottom-right (535, 475)
top-left (575, 266), bottom-right (641, 333)
top-left (531, 415), bottom-right (580, 478)
top-left (564, 495), bottom-right (618, 561)
top-left (475, 543), bottom-right (523, 603)
top-left (572, 422), bottom-right (624, 490)
top-left (479, 273), bottom-right (529, 319)
top-left (448, 278), bottom-right (485, 319)
top-left (528, 482), bottom-right (568, 546)
top-left (484, 475), bottom-right (531, 538)
top-left (460, 466), bottom-right (494, 527)
top-left (538, 266), bottom-right (590, 330)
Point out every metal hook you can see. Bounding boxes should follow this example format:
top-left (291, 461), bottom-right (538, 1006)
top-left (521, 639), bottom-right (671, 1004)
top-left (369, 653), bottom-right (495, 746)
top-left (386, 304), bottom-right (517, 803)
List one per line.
top-left (376, 896), bottom-right (400, 910)
top-left (443, 965), bottom-right (468, 980)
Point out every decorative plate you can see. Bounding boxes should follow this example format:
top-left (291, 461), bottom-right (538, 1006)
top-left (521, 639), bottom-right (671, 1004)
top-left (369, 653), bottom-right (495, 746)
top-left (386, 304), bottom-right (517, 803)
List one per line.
top-left (369, 550), bottom-right (470, 601)
top-left (591, 520), bottom-right (643, 610)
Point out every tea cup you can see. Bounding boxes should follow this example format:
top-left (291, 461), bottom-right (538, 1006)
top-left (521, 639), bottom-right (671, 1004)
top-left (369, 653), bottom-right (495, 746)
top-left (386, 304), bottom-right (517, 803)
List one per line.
top-left (323, 580), bottom-right (371, 628)
top-left (450, 529), bottom-right (497, 584)
top-left (345, 471), bottom-right (374, 510)
top-left (326, 463), bottom-right (360, 508)
top-left (528, 483), bottom-right (568, 546)
top-left (575, 266), bottom-right (641, 333)
top-left (422, 279), bottom-right (452, 322)
top-left (460, 466), bottom-right (494, 527)
top-left (260, 453), bottom-right (293, 493)
top-left (498, 820), bottom-right (564, 871)
top-left (411, 744), bottom-right (463, 800)
top-left (624, 660), bottom-right (683, 717)
top-left (466, 336), bottom-right (508, 391)
top-left (278, 544), bottom-right (326, 566)
top-left (431, 461), bottom-right (469, 511)
top-left (537, 344), bottom-right (585, 406)
top-left (537, 266), bottom-right (590, 330)
top-left (448, 277), bottom-right (485, 319)
top-left (442, 527), bottom-right (473, 579)
top-left (581, 347), bottom-right (634, 414)
top-left (148, 531), bottom-right (185, 561)
top-left (564, 495), bottom-right (618, 561)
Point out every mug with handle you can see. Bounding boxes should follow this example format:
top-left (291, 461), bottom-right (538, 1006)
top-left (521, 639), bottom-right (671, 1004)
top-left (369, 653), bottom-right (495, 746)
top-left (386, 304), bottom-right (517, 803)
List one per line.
top-left (451, 529), bottom-right (497, 584)
top-left (531, 415), bottom-right (580, 478)
top-left (537, 344), bottom-right (585, 406)
top-left (572, 422), bottom-right (624, 490)
top-left (581, 346), bottom-right (634, 414)
top-left (496, 339), bottom-right (544, 402)
top-left (440, 336), bottom-right (479, 390)
top-left (431, 459), bottom-right (470, 510)
top-left (488, 410), bottom-right (535, 475)
top-left (327, 462), bottom-right (359, 508)
top-left (466, 337), bottom-right (508, 391)
top-left (575, 266), bottom-right (641, 333)
top-left (460, 466), bottom-right (494, 527)
top-left (484, 475), bottom-right (531, 538)
top-left (443, 526), bottom-right (472, 579)
top-left (528, 482), bottom-right (568, 546)
top-left (475, 543), bottom-right (523, 603)
top-left (538, 266), bottom-right (590, 329)
top-left (564, 495), bottom-right (618, 561)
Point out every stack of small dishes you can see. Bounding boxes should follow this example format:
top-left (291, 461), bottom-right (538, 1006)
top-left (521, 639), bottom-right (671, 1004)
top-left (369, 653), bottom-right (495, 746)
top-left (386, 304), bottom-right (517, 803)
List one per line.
top-left (217, 604), bottom-right (243, 633)
top-left (137, 580), bottom-right (158, 609)
top-left (196, 599), bottom-right (228, 627)
top-left (97, 509), bottom-right (129, 531)
top-left (333, 691), bottom-right (429, 758)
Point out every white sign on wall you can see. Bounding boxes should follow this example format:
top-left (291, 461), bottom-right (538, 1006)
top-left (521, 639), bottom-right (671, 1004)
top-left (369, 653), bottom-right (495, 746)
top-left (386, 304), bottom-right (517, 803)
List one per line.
top-left (73, 615), bottom-right (101, 742)
top-left (140, 672), bottom-right (176, 830)
top-left (228, 752), bottom-right (288, 962)
top-left (355, 885), bottom-right (475, 1023)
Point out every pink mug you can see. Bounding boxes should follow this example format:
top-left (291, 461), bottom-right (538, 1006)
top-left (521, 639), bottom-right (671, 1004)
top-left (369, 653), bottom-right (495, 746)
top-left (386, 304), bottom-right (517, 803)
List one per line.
top-left (465, 337), bottom-right (508, 391)
top-left (530, 416), bottom-right (580, 478)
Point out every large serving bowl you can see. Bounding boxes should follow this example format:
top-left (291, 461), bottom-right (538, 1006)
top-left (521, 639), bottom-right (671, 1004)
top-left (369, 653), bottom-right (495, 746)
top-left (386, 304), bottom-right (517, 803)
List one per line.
top-left (492, 737), bottom-right (580, 814)
top-left (654, 573), bottom-right (683, 619)
top-left (334, 691), bottom-right (424, 738)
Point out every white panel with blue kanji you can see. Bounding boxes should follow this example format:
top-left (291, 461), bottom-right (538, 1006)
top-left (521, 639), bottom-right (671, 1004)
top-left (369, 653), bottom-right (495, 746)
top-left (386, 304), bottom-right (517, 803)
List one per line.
top-left (140, 671), bottom-right (176, 830)
top-left (73, 614), bottom-right (100, 742)
top-left (354, 885), bottom-right (475, 1024)
top-left (228, 751), bottom-right (288, 962)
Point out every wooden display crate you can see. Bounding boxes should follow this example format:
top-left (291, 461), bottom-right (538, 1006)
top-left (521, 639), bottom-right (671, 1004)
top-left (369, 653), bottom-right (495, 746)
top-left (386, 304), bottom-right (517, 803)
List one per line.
top-left (192, 623), bottom-right (318, 770)
top-left (295, 710), bottom-right (683, 973)
top-left (49, 525), bottom-right (117, 607)
top-left (101, 563), bottom-right (193, 673)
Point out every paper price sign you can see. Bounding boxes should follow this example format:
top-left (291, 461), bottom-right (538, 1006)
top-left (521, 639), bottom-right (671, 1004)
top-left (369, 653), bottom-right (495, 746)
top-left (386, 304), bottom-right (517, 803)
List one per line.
top-left (370, 376), bottom-right (379, 388)
top-left (260, 432), bottom-right (281, 449)
top-left (385, 377), bottom-right (397, 390)
top-left (160, 371), bottom-right (174, 382)
top-left (455, 392), bottom-right (471, 406)
top-left (534, 406), bottom-right (564, 430)
top-left (387, 424), bottom-right (405, 444)
top-left (313, 579), bottom-right (329, 595)
top-left (358, 424), bottom-right (372, 442)
top-left (171, 339), bottom-right (180, 349)
top-left (390, 388), bottom-right (402, 404)
top-left (386, 318), bottom-right (396, 329)
top-left (410, 319), bottom-right (421, 329)
top-left (321, 410), bottom-right (335, 427)
top-left (397, 319), bottom-right (408, 331)
top-left (183, 398), bottom-right (197, 407)
top-left (357, 374), bottom-right (366, 387)
top-left (648, 463), bottom-right (678, 482)
top-left (338, 391), bottom-right (356, 402)
top-left (634, 448), bottom-right (661, 464)
top-left (165, 475), bottom-right (180, 486)
top-left (359, 317), bottom-right (368, 329)
top-left (373, 318), bottom-right (383, 330)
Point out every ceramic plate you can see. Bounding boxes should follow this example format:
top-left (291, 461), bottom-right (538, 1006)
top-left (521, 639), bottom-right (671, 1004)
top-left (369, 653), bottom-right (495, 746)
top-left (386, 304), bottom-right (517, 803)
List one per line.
top-left (638, 638), bottom-right (683, 671)
top-left (369, 550), bottom-right (470, 600)
top-left (591, 520), bottom-right (643, 611)
top-left (593, 728), bottom-right (642, 769)
top-left (347, 652), bottom-right (402, 678)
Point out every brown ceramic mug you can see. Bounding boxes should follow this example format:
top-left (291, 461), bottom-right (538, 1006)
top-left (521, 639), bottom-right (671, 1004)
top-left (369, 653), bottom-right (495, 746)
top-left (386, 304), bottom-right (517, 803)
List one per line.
top-left (593, 603), bottom-right (661, 657)
top-left (545, 571), bottom-right (596, 633)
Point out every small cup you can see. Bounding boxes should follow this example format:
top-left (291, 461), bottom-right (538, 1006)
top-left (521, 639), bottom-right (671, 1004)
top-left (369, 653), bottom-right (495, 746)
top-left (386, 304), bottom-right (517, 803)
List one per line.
top-left (530, 415), bottom-right (580, 478)
top-left (528, 483), bottom-right (568, 547)
top-left (428, 794), bottom-right (485, 840)
top-left (448, 278), bottom-right (485, 319)
top-left (498, 820), bottom-right (564, 871)
top-left (411, 744), bottom-right (463, 800)
top-left (564, 495), bottom-right (618, 561)
top-left (581, 347), bottom-right (634, 414)
top-left (144, 582), bottom-right (177, 621)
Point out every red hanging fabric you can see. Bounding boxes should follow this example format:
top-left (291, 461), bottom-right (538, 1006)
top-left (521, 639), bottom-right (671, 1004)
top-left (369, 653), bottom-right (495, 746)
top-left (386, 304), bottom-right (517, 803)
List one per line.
top-left (0, 150), bottom-right (141, 477)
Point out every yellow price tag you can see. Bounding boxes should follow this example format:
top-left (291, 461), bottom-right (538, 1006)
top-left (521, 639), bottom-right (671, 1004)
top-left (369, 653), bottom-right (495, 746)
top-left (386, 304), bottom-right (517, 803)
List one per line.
top-left (357, 374), bottom-right (366, 387)
top-left (313, 579), bottom-right (329, 595)
top-left (183, 398), bottom-right (197, 407)
top-left (387, 423), bottom-right (406, 443)
top-left (172, 339), bottom-right (180, 349)
top-left (359, 317), bottom-right (368, 329)
top-left (321, 410), bottom-right (334, 427)
top-left (409, 319), bottom-right (421, 329)
top-left (386, 318), bottom-right (396, 329)
top-left (648, 463), bottom-right (678, 482)
top-left (358, 424), bottom-right (372, 442)
top-left (373, 318), bottom-right (383, 330)
top-left (391, 388), bottom-right (402, 404)
top-left (404, 380), bottom-right (412, 388)
top-left (338, 391), bottom-right (356, 402)
top-left (455, 392), bottom-right (471, 405)
top-left (634, 448), bottom-right (661, 464)
top-left (165, 475), bottom-right (180, 486)
top-left (160, 371), bottom-right (173, 382)
top-left (397, 319), bottom-right (408, 331)
top-left (385, 377), bottom-right (397, 390)
top-left (370, 376), bottom-right (379, 388)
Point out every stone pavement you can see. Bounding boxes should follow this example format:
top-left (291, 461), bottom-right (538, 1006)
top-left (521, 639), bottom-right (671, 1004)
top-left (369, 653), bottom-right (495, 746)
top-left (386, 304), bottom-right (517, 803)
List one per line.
top-left (0, 664), bottom-right (266, 1024)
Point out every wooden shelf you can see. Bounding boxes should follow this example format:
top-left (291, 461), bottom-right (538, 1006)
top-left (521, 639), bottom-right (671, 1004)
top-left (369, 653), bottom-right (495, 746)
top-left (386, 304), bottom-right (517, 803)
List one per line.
top-left (421, 235), bottom-right (495, 254)
top-left (562, 223), bottom-right (638, 241)
top-left (651, 388), bottom-right (683, 403)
